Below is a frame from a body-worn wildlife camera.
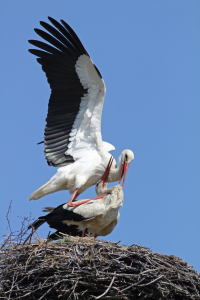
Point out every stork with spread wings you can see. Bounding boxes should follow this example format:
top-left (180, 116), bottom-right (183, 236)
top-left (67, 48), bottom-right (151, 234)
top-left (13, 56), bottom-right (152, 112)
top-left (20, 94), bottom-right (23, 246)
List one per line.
top-left (28, 17), bottom-right (134, 206)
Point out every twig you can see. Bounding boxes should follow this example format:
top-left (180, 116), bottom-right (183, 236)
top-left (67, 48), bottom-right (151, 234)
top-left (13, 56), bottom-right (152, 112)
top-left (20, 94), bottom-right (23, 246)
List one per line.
top-left (138, 275), bottom-right (164, 287)
top-left (38, 279), bottom-right (72, 300)
top-left (95, 273), bottom-right (116, 299)
top-left (119, 279), bottom-right (146, 293)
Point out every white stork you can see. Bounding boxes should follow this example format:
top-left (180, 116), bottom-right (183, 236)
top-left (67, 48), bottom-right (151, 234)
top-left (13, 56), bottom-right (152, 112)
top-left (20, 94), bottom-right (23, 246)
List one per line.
top-left (29, 179), bottom-right (124, 239)
top-left (28, 17), bottom-right (134, 206)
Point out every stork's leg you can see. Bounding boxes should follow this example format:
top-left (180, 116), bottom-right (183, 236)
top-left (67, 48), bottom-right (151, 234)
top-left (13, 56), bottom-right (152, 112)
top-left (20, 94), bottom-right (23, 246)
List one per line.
top-left (67, 188), bottom-right (80, 207)
top-left (81, 229), bottom-right (86, 238)
top-left (94, 234), bottom-right (98, 239)
top-left (67, 194), bottom-right (107, 207)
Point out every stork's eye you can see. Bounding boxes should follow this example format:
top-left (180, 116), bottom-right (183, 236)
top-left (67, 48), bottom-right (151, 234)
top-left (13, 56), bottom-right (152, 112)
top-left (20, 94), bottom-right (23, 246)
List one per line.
top-left (125, 154), bottom-right (128, 161)
top-left (96, 181), bottom-right (100, 187)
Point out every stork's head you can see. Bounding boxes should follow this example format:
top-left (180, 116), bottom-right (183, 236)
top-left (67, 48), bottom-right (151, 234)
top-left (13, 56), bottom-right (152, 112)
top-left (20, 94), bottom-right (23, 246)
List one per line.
top-left (118, 149), bottom-right (134, 187)
top-left (95, 179), bottom-right (107, 196)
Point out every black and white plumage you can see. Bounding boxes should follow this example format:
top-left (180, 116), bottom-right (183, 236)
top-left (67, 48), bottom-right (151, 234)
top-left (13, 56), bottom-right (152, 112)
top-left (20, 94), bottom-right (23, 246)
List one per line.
top-left (29, 180), bottom-right (124, 239)
top-left (28, 17), bottom-right (134, 203)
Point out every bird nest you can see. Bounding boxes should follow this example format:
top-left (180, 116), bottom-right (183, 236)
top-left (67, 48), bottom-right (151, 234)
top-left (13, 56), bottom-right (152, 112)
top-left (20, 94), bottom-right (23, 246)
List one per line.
top-left (0, 227), bottom-right (200, 300)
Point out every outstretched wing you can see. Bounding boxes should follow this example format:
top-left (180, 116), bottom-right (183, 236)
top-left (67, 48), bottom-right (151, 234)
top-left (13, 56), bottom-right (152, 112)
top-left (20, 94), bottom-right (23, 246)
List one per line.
top-left (29, 17), bottom-right (106, 167)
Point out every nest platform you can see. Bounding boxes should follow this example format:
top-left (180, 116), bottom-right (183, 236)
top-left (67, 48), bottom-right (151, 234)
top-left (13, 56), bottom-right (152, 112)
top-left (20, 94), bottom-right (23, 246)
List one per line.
top-left (0, 236), bottom-right (200, 300)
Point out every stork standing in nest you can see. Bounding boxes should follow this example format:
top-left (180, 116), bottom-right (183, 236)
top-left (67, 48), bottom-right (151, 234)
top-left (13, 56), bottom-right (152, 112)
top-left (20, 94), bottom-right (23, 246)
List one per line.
top-left (28, 17), bottom-right (134, 206)
top-left (29, 170), bottom-right (124, 239)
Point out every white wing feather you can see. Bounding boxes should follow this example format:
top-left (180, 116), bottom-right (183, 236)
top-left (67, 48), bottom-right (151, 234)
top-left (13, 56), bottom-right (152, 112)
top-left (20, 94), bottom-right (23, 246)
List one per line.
top-left (66, 55), bottom-right (108, 162)
top-left (103, 142), bottom-right (115, 152)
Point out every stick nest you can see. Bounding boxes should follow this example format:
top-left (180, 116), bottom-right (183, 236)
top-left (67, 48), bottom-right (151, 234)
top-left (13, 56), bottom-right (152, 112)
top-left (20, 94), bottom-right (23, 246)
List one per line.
top-left (0, 234), bottom-right (200, 300)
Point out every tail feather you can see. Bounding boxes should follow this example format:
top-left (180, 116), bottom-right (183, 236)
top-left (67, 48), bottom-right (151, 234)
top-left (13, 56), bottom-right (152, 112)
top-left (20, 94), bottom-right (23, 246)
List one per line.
top-left (43, 207), bottom-right (55, 213)
top-left (28, 217), bottom-right (46, 230)
top-left (28, 180), bottom-right (53, 201)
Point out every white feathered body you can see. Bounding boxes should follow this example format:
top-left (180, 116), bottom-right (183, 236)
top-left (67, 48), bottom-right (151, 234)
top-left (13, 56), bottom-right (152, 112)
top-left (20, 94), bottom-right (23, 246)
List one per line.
top-left (31, 153), bottom-right (117, 199)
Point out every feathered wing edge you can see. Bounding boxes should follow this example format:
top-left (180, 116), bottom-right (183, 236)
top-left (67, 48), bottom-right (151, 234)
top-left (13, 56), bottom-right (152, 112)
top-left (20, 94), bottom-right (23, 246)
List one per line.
top-left (29, 17), bottom-right (107, 167)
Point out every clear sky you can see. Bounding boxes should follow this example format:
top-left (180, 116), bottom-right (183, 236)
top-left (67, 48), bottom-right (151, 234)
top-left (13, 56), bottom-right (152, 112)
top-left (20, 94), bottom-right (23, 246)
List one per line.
top-left (1, 1), bottom-right (199, 272)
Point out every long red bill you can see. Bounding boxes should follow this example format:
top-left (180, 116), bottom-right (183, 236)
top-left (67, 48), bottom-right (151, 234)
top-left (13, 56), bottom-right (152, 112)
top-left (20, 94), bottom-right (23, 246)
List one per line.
top-left (102, 156), bottom-right (114, 187)
top-left (118, 162), bottom-right (130, 187)
top-left (118, 163), bottom-right (124, 185)
top-left (122, 162), bottom-right (129, 187)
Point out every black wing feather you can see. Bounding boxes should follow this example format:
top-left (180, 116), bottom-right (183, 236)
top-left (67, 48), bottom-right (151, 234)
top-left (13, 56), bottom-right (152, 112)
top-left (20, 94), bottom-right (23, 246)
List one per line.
top-left (29, 17), bottom-right (89, 166)
top-left (48, 226), bottom-right (87, 240)
top-left (28, 203), bottom-right (91, 239)
top-left (40, 21), bottom-right (78, 54)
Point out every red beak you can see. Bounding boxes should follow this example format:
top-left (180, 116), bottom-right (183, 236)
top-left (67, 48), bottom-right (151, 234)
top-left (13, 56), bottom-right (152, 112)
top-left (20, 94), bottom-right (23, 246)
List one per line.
top-left (118, 162), bottom-right (130, 188)
top-left (102, 156), bottom-right (114, 187)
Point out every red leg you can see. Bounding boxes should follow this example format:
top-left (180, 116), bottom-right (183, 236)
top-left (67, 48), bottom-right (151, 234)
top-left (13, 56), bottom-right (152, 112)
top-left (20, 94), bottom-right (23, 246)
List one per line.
top-left (67, 188), bottom-right (80, 207)
top-left (67, 193), bottom-right (107, 207)
top-left (94, 234), bottom-right (98, 239)
top-left (81, 228), bottom-right (86, 238)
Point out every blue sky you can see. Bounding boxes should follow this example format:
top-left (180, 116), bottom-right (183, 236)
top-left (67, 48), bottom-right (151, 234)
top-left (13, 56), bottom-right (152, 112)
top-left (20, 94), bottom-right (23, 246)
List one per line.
top-left (1, 1), bottom-right (199, 272)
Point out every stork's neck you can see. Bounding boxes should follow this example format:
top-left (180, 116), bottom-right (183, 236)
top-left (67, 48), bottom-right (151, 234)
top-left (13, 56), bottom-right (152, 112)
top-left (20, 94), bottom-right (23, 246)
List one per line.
top-left (109, 156), bottom-right (122, 182)
top-left (96, 185), bottom-right (114, 196)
